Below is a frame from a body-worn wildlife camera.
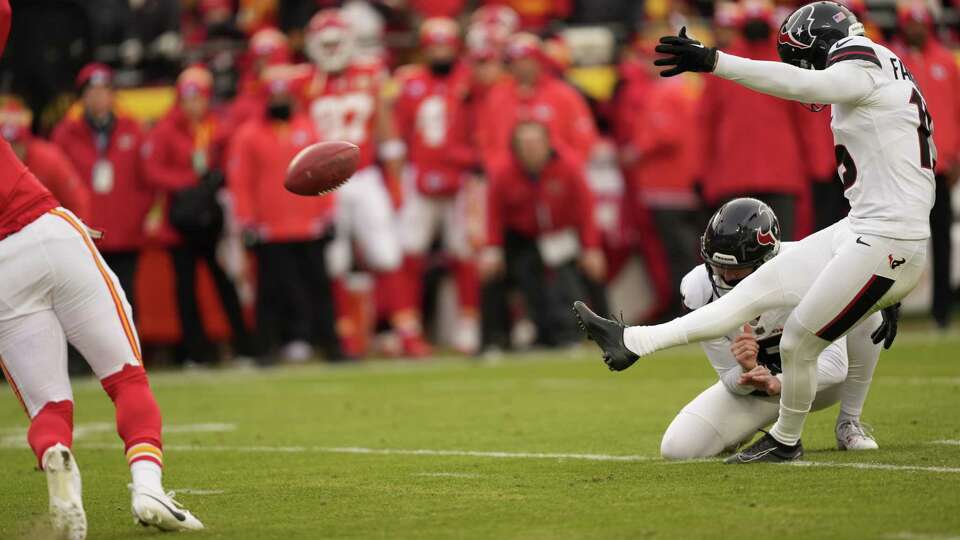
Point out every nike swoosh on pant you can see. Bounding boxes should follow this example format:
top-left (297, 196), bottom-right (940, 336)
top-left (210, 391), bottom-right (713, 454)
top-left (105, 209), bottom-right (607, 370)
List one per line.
top-left (144, 494), bottom-right (187, 522)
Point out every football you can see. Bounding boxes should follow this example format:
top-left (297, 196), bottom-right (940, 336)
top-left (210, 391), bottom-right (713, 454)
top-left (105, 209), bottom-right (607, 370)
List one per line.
top-left (284, 141), bottom-right (360, 196)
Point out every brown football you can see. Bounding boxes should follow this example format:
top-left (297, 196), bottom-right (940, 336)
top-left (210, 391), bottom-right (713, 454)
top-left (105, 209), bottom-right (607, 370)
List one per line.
top-left (284, 141), bottom-right (360, 196)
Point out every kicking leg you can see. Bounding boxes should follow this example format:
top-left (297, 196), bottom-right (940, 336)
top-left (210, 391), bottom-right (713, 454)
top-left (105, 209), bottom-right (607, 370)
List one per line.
top-left (0, 310), bottom-right (86, 539)
top-left (575, 223), bottom-right (840, 370)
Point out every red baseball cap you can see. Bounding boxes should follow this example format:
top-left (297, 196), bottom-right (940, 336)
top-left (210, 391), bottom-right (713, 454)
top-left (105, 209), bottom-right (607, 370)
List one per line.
top-left (76, 63), bottom-right (114, 91)
top-left (420, 17), bottom-right (460, 48)
top-left (176, 65), bottom-right (214, 99)
top-left (0, 96), bottom-right (31, 142)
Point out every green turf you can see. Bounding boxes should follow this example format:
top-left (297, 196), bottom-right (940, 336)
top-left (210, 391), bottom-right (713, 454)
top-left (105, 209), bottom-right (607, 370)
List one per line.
top-left (2, 332), bottom-right (959, 539)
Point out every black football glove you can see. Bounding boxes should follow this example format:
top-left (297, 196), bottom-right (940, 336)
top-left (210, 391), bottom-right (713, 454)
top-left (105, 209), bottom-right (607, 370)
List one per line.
top-left (870, 302), bottom-right (901, 350)
top-left (653, 27), bottom-right (718, 77)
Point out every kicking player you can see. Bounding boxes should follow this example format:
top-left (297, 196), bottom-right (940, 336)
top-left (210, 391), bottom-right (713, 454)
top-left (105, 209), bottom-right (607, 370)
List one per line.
top-left (0, 3), bottom-right (202, 536)
top-left (660, 198), bottom-right (887, 460)
top-left (575, 1), bottom-right (932, 463)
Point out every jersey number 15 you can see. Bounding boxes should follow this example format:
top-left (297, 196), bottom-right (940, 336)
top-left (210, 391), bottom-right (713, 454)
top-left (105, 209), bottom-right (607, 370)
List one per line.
top-left (835, 88), bottom-right (935, 190)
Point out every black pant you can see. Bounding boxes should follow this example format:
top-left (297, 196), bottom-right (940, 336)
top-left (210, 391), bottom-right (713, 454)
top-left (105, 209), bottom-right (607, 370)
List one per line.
top-left (713, 192), bottom-right (796, 241)
top-left (102, 251), bottom-right (140, 316)
top-left (811, 179), bottom-right (850, 233)
top-left (931, 174), bottom-right (953, 328)
top-left (481, 231), bottom-right (586, 349)
top-left (172, 243), bottom-right (251, 363)
top-left (254, 238), bottom-right (340, 360)
top-left (650, 208), bottom-right (702, 319)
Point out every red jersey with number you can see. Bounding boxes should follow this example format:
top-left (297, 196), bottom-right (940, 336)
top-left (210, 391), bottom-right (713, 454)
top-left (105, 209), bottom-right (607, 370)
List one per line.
top-left (304, 59), bottom-right (386, 170)
top-left (393, 65), bottom-right (476, 197)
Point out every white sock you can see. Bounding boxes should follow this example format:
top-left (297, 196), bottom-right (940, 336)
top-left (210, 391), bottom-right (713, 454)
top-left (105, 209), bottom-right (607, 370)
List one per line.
top-left (131, 461), bottom-right (163, 493)
top-left (623, 320), bottom-right (688, 356)
top-left (837, 312), bottom-right (882, 425)
top-left (769, 315), bottom-right (826, 446)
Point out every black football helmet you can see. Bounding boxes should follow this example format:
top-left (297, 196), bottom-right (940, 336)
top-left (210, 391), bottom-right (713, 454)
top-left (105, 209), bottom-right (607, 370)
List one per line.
top-left (701, 198), bottom-right (781, 293)
top-left (777, 1), bottom-right (864, 71)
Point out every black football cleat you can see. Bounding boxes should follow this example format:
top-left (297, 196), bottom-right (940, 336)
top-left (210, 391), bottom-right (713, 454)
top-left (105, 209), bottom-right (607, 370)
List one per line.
top-left (572, 301), bottom-right (639, 372)
top-left (725, 431), bottom-right (803, 464)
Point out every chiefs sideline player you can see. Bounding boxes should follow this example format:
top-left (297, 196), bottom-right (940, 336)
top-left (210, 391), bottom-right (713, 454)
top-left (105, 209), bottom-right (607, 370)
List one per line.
top-left (0, 1), bottom-right (202, 537)
top-left (394, 17), bottom-right (481, 354)
top-left (304, 9), bottom-right (429, 357)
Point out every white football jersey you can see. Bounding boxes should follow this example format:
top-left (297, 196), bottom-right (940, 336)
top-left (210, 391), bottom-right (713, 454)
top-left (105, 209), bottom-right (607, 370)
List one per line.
top-left (827, 36), bottom-right (936, 240)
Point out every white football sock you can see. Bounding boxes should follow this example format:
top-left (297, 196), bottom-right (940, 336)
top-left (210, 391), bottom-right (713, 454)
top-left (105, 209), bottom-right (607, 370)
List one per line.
top-left (837, 312), bottom-right (882, 423)
top-left (131, 461), bottom-right (163, 493)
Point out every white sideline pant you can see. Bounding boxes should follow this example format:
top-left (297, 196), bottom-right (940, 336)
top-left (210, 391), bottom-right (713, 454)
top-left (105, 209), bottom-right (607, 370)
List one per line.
top-left (325, 165), bottom-right (402, 277)
top-left (399, 186), bottom-right (471, 259)
top-left (0, 209), bottom-right (141, 417)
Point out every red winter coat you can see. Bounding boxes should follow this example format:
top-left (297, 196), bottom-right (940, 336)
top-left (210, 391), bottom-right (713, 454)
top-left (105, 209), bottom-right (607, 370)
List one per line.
top-left (698, 39), bottom-right (810, 203)
top-left (891, 39), bottom-right (960, 173)
top-left (394, 65), bottom-right (476, 197)
top-left (624, 76), bottom-right (700, 207)
top-left (22, 138), bottom-right (91, 222)
top-left (141, 107), bottom-right (226, 246)
top-left (486, 150), bottom-right (599, 249)
top-left (478, 74), bottom-right (597, 174)
top-left (480, 0), bottom-right (572, 31)
top-left (226, 114), bottom-right (335, 242)
top-left (51, 110), bottom-right (152, 252)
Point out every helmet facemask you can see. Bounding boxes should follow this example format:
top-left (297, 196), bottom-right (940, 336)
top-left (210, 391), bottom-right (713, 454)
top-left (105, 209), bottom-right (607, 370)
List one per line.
top-left (307, 27), bottom-right (355, 73)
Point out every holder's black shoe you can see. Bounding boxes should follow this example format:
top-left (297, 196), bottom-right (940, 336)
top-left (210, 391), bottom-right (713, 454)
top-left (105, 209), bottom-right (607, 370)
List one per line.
top-left (572, 301), bottom-right (639, 372)
top-left (725, 431), bottom-right (803, 464)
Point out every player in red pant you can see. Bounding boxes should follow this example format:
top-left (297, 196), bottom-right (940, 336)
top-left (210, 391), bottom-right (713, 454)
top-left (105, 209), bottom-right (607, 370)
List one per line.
top-left (0, 4), bottom-right (202, 537)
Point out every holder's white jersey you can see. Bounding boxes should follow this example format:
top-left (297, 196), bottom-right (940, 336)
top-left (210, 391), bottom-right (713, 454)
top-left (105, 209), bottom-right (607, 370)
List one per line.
top-left (714, 36), bottom-right (936, 240)
top-left (679, 243), bottom-right (847, 396)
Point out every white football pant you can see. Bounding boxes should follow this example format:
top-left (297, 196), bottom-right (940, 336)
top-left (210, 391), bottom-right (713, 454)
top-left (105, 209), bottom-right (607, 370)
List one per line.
top-left (0, 209), bottom-right (141, 417)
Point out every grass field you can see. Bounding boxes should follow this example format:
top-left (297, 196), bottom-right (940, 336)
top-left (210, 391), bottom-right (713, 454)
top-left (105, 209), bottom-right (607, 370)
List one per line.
top-left (2, 331), bottom-right (959, 539)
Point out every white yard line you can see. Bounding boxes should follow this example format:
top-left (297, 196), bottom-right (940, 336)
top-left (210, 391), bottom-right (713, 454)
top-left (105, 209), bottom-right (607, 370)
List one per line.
top-left (930, 440), bottom-right (960, 446)
top-left (169, 488), bottom-right (226, 495)
top-left (783, 460), bottom-right (960, 474)
top-left (412, 472), bottom-right (481, 479)
top-left (885, 532), bottom-right (960, 540)
top-left (8, 441), bottom-right (955, 474)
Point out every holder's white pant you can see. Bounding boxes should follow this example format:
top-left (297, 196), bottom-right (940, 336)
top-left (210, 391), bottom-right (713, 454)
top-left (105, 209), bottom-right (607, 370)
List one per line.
top-left (660, 379), bottom-right (843, 460)
top-left (0, 209), bottom-right (141, 418)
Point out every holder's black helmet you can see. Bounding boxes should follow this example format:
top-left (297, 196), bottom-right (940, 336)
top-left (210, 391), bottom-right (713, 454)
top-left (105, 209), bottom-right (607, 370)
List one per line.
top-left (701, 198), bottom-right (781, 292)
top-left (777, 1), bottom-right (864, 70)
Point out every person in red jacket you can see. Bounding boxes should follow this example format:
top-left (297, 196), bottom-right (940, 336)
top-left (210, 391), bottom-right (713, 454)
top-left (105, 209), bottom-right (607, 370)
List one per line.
top-left (890, 3), bottom-right (960, 329)
top-left (227, 63), bottom-right (342, 362)
top-left (51, 64), bottom-right (153, 313)
top-left (697, 6), bottom-right (810, 240)
top-left (0, 2), bottom-right (203, 534)
top-left (223, 26), bottom-right (292, 133)
top-left (622, 73), bottom-right (702, 319)
top-left (394, 17), bottom-right (481, 354)
top-left (477, 33), bottom-right (598, 175)
top-left (141, 65), bottom-right (251, 365)
top-left (480, 121), bottom-right (604, 351)
top-left (1, 96), bottom-right (91, 221)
